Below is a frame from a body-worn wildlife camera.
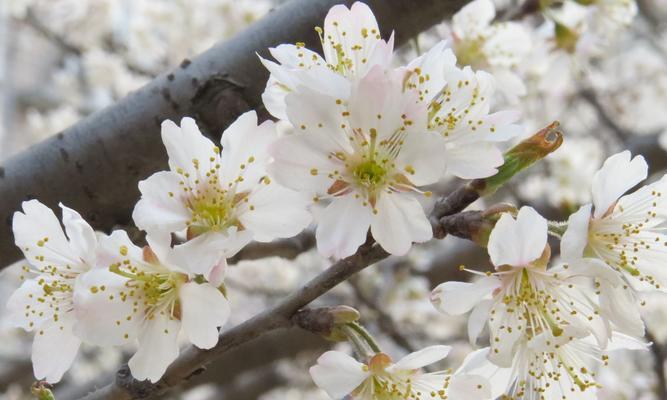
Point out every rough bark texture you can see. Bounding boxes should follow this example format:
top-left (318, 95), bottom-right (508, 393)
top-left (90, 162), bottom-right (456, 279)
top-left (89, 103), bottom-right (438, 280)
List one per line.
top-left (0, 0), bottom-right (469, 269)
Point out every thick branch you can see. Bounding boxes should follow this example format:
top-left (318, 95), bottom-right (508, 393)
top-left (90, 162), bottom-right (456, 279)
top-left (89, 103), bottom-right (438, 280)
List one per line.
top-left (0, 0), bottom-right (469, 269)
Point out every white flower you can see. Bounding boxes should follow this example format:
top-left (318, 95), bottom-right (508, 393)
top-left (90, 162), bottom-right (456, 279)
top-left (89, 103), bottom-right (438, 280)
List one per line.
top-left (562, 151), bottom-right (667, 292)
top-left (405, 42), bottom-right (522, 179)
top-left (458, 332), bottom-right (647, 400)
top-left (269, 66), bottom-right (445, 258)
top-left (431, 207), bottom-right (626, 367)
top-left (73, 231), bottom-right (229, 382)
top-left (132, 111), bottom-right (311, 279)
top-left (6, 200), bottom-right (97, 383)
top-left (260, 1), bottom-right (394, 119)
top-left (446, 0), bottom-right (532, 99)
top-left (309, 346), bottom-right (491, 399)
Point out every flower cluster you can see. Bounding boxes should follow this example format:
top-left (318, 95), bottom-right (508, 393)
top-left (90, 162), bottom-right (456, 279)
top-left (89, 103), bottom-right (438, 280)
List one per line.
top-left (431, 150), bottom-right (665, 398)
top-left (6, 1), bottom-right (663, 400)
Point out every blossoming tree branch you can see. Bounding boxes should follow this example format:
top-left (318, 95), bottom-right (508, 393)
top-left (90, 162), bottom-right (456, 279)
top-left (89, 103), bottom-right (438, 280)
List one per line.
top-left (2, 0), bottom-right (663, 399)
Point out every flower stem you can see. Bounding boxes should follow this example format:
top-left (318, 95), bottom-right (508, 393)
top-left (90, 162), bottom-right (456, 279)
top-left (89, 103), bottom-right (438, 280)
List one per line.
top-left (346, 322), bottom-right (382, 354)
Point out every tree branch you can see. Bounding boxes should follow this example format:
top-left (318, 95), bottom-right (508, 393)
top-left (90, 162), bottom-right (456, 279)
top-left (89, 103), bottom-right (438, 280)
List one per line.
top-left (0, 0), bottom-right (470, 270)
top-left (78, 172), bottom-right (485, 400)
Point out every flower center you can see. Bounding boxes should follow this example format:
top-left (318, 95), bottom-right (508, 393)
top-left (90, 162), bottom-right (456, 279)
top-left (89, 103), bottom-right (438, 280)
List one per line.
top-left (352, 159), bottom-right (388, 189)
top-left (455, 37), bottom-right (487, 68)
top-left (186, 189), bottom-right (248, 236)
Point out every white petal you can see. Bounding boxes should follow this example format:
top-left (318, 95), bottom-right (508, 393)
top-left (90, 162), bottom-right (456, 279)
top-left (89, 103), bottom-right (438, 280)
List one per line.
top-left (59, 203), bottom-right (96, 266)
top-left (161, 118), bottom-right (219, 184)
top-left (96, 230), bottom-right (144, 271)
top-left (316, 195), bottom-right (372, 259)
top-left (560, 204), bottom-right (592, 261)
top-left (371, 193), bottom-right (432, 256)
top-left (394, 131), bottom-right (447, 186)
top-left (13, 200), bottom-right (81, 272)
top-left (180, 282), bottom-right (229, 349)
top-left (168, 230), bottom-right (251, 276)
top-left (444, 143), bottom-right (504, 179)
top-left (448, 374), bottom-right (492, 400)
top-left (599, 282), bottom-right (645, 338)
top-left (73, 269), bottom-right (141, 346)
top-left (128, 315), bottom-right (181, 383)
top-left (453, 0), bottom-right (495, 38)
top-left (488, 302), bottom-right (525, 367)
top-left (219, 111), bottom-right (277, 192)
top-left (238, 183), bottom-right (311, 242)
top-left (392, 345), bottom-right (451, 371)
top-left (268, 132), bottom-right (342, 193)
top-left (406, 41), bottom-right (457, 103)
top-left (468, 299), bottom-right (493, 344)
top-left (133, 171), bottom-right (191, 233)
top-left (488, 206), bottom-right (547, 267)
top-left (430, 276), bottom-right (499, 315)
top-left (592, 151), bottom-right (647, 218)
top-left (32, 316), bottom-right (81, 383)
top-left (6, 279), bottom-right (52, 331)
top-left (309, 351), bottom-right (369, 398)
top-left (456, 347), bottom-right (512, 400)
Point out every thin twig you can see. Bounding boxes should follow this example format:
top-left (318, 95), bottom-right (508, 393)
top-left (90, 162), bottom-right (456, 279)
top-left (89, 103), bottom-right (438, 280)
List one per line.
top-left (79, 177), bottom-right (482, 400)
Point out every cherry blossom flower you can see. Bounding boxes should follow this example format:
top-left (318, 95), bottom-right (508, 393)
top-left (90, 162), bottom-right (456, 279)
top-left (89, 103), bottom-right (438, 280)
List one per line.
top-left (260, 1), bottom-right (394, 120)
top-left (73, 230), bottom-right (229, 382)
top-left (132, 112), bottom-right (311, 279)
top-left (309, 346), bottom-right (491, 399)
top-left (6, 200), bottom-right (97, 383)
top-left (443, 0), bottom-right (532, 100)
top-left (269, 66), bottom-right (445, 258)
top-left (458, 332), bottom-right (647, 400)
top-left (405, 42), bottom-right (523, 179)
top-left (431, 207), bottom-right (633, 367)
top-left (562, 150), bottom-right (667, 293)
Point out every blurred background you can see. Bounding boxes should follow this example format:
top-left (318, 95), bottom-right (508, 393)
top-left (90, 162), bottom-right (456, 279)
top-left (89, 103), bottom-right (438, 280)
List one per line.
top-left (1, 0), bottom-right (667, 399)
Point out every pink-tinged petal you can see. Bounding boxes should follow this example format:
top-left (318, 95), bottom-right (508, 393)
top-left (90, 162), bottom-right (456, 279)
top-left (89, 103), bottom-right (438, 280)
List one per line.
top-left (394, 131), bottom-right (447, 186)
top-left (13, 200), bottom-right (80, 272)
top-left (128, 314), bottom-right (181, 383)
top-left (309, 351), bottom-right (369, 398)
top-left (32, 315), bottom-right (80, 383)
top-left (371, 193), bottom-right (432, 256)
top-left (444, 143), bottom-right (504, 180)
top-left (207, 259), bottom-right (227, 288)
top-left (349, 66), bottom-right (426, 142)
top-left (316, 195), bottom-right (372, 259)
top-left (468, 299), bottom-right (493, 345)
top-left (180, 282), bottom-right (229, 350)
top-left (592, 151), bottom-right (647, 218)
top-left (73, 269), bottom-right (141, 346)
top-left (488, 206), bottom-right (547, 268)
top-left (391, 345), bottom-right (451, 371)
top-left (431, 276), bottom-right (499, 315)
top-left (560, 204), bottom-right (592, 262)
top-left (59, 203), bottom-right (96, 266)
top-left (448, 374), bottom-right (492, 400)
top-left (133, 171), bottom-right (191, 234)
top-left (6, 279), bottom-right (52, 331)
top-left (269, 43), bottom-right (326, 69)
top-left (238, 183), bottom-right (311, 242)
